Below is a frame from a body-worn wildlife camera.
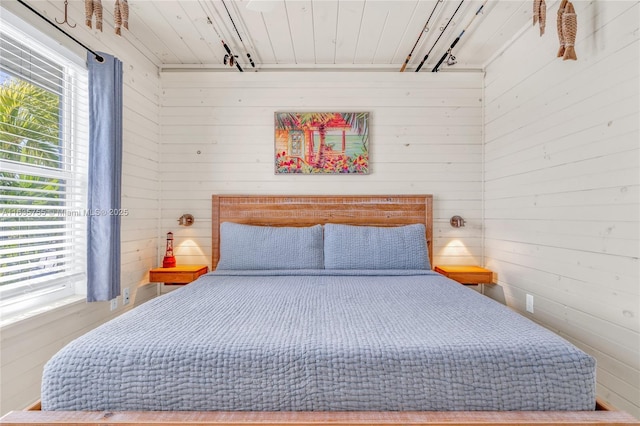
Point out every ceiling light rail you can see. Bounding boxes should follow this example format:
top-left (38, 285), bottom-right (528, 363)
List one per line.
top-left (159, 63), bottom-right (484, 72)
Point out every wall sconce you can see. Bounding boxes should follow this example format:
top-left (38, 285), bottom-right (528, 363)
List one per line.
top-left (450, 215), bottom-right (466, 228)
top-left (178, 213), bottom-right (195, 226)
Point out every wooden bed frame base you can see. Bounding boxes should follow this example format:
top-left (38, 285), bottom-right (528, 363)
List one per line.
top-left (3, 196), bottom-right (637, 425)
top-left (1, 399), bottom-right (638, 425)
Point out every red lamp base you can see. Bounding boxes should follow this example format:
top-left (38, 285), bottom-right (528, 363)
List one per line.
top-left (162, 256), bottom-right (176, 268)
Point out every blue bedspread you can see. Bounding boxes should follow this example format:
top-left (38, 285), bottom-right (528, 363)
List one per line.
top-left (41, 270), bottom-right (596, 411)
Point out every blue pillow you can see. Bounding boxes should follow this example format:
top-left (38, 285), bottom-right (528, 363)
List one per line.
top-left (217, 222), bottom-right (324, 270)
top-left (324, 223), bottom-right (430, 270)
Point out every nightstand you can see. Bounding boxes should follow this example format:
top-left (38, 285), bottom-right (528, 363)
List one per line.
top-left (149, 265), bottom-right (209, 295)
top-left (434, 265), bottom-right (493, 294)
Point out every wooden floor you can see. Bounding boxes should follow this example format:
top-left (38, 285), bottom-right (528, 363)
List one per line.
top-left (1, 400), bottom-right (638, 426)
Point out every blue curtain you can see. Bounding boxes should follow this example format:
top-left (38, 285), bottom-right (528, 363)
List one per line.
top-left (86, 52), bottom-right (123, 302)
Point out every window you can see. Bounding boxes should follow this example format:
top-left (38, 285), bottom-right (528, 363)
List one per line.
top-left (0, 15), bottom-right (89, 318)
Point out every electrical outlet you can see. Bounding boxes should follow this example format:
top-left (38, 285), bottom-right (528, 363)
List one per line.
top-left (526, 294), bottom-right (534, 313)
top-left (110, 298), bottom-right (118, 311)
top-left (123, 288), bottom-right (130, 306)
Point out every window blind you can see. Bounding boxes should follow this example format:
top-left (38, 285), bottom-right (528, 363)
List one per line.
top-left (0, 21), bottom-right (89, 315)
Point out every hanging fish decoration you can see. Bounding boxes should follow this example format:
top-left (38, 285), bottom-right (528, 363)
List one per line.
top-left (114, 0), bottom-right (129, 35)
top-left (533, 0), bottom-right (546, 36)
top-left (556, 0), bottom-right (568, 57)
top-left (85, 0), bottom-right (103, 31)
top-left (122, 0), bottom-right (129, 30)
top-left (561, 2), bottom-right (577, 60)
top-left (85, 0), bottom-right (93, 28)
top-left (114, 0), bottom-right (122, 35)
top-left (94, 0), bottom-right (103, 31)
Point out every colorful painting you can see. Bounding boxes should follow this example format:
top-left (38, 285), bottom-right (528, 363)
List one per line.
top-left (275, 112), bottom-right (369, 174)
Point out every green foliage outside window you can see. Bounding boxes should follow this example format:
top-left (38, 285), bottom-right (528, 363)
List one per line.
top-left (1, 77), bottom-right (65, 285)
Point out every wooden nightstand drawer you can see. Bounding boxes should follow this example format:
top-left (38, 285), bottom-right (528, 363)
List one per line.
top-left (434, 265), bottom-right (493, 284)
top-left (149, 265), bottom-right (209, 285)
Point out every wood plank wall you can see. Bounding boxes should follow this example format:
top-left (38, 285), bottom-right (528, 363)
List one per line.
top-left (483, 1), bottom-right (639, 418)
top-left (0, 2), bottom-right (161, 415)
top-left (159, 72), bottom-right (483, 268)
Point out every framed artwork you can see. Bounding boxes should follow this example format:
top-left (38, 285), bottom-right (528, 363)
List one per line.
top-left (275, 112), bottom-right (369, 174)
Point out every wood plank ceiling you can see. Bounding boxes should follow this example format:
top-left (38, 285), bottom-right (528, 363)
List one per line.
top-left (47, 0), bottom-right (535, 71)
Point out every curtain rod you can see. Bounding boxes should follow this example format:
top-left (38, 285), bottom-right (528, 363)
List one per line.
top-left (17, 0), bottom-right (104, 62)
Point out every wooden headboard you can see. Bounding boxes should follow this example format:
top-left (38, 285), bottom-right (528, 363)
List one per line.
top-left (212, 195), bottom-right (433, 270)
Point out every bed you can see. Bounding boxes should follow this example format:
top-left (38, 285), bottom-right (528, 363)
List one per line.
top-left (2, 195), bottom-right (638, 425)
